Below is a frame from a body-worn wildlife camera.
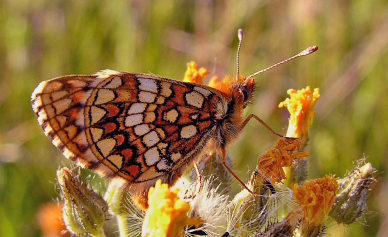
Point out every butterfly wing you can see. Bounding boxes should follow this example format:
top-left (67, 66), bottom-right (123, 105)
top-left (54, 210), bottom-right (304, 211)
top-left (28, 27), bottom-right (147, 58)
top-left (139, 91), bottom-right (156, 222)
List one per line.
top-left (32, 70), bottom-right (228, 184)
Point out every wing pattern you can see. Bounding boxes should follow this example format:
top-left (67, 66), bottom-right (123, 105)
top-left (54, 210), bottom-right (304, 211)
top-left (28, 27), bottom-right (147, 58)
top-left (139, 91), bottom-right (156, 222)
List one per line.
top-left (32, 70), bottom-right (227, 184)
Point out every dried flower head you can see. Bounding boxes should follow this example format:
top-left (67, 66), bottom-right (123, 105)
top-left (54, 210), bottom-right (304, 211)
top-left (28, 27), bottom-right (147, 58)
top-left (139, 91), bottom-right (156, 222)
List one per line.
top-left (258, 209), bottom-right (302, 237)
top-left (181, 176), bottom-right (230, 236)
top-left (142, 180), bottom-right (203, 237)
top-left (292, 176), bottom-right (338, 235)
top-left (279, 86), bottom-right (320, 143)
top-left (257, 137), bottom-right (308, 184)
top-left (183, 61), bottom-right (209, 84)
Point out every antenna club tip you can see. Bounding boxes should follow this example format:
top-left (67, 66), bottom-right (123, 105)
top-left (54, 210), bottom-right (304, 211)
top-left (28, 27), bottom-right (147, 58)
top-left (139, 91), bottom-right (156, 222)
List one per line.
top-left (309, 45), bottom-right (319, 53)
top-left (238, 29), bottom-right (244, 40)
top-left (299, 45), bottom-right (319, 56)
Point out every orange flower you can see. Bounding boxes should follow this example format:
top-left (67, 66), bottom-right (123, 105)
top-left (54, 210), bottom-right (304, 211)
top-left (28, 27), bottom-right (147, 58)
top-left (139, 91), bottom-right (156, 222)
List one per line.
top-left (37, 202), bottom-right (69, 237)
top-left (292, 176), bottom-right (338, 232)
top-left (183, 61), bottom-right (209, 84)
top-left (257, 137), bottom-right (308, 183)
top-left (279, 87), bottom-right (320, 143)
top-left (142, 180), bottom-right (203, 237)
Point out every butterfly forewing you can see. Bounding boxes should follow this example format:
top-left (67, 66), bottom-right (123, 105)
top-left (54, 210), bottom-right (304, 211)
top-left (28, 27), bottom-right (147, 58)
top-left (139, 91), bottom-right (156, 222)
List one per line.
top-left (32, 70), bottom-right (227, 184)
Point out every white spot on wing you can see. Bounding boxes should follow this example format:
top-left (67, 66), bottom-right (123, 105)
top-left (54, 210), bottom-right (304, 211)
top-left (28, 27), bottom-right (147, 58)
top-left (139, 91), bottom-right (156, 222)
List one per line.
top-left (139, 91), bottom-right (156, 103)
top-left (139, 78), bottom-right (158, 93)
top-left (125, 114), bottom-right (143, 127)
top-left (104, 77), bottom-right (122, 89)
top-left (95, 89), bottom-right (115, 104)
top-left (144, 147), bottom-right (160, 166)
top-left (185, 91), bottom-right (204, 108)
top-left (180, 125), bottom-right (197, 139)
top-left (108, 155), bottom-right (123, 168)
top-left (157, 159), bottom-right (172, 171)
top-left (143, 131), bottom-right (160, 147)
top-left (90, 128), bottom-right (104, 142)
top-left (52, 99), bottom-right (72, 115)
top-left (194, 86), bottom-right (212, 96)
top-left (128, 103), bottom-right (147, 114)
top-left (96, 138), bottom-right (116, 157)
top-left (50, 91), bottom-right (69, 101)
top-left (90, 106), bottom-right (107, 124)
top-left (134, 124), bottom-right (150, 136)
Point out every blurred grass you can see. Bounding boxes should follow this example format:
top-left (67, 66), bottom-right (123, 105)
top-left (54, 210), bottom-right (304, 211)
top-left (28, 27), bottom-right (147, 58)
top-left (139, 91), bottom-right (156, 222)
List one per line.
top-left (0, 0), bottom-right (387, 236)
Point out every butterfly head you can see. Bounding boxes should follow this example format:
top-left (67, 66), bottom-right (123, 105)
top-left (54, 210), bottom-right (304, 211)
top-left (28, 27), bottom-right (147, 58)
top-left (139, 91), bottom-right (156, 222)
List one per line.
top-left (235, 75), bottom-right (256, 109)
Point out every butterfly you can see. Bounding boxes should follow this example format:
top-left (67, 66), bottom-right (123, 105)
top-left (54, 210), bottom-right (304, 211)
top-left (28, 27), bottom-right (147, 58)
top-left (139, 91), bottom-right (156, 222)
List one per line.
top-left (31, 29), bottom-right (317, 208)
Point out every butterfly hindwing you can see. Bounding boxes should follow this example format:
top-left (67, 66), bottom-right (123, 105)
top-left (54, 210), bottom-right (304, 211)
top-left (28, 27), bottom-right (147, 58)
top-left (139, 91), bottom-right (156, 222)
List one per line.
top-left (32, 70), bottom-right (227, 183)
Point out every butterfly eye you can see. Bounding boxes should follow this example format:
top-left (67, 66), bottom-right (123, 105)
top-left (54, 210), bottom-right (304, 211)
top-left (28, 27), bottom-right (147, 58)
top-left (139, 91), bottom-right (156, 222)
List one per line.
top-left (241, 86), bottom-right (250, 103)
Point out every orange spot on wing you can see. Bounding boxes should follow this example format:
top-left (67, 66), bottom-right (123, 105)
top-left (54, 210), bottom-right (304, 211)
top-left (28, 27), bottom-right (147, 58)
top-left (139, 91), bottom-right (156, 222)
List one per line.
top-left (197, 120), bottom-right (212, 131)
top-left (103, 122), bottom-right (117, 134)
top-left (169, 139), bottom-right (186, 151)
top-left (163, 125), bottom-right (180, 136)
top-left (68, 108), bottom-right (81, 122)
top-left (105, 105), bottom-right (121, 117)
top-left (164, 132), bottom-right (179, 143)
top-left (72, 91), bottom-right (86, 104)
top-left (115, 134), bottom-right (125, 146)
top-left (176, 107), bottom-right (201, 124)
top-left (171, 85), bottom-right (191, 104)
top-left (124, 165), bottom-right (140, 178)
top-left (122, 148), bottom-right (133, 161)
top-left (182, 134), bottom-right (201, 152)
top-left (165, 100), bottom-right (176, 106)
top-left (124, 128), bottom-right (138, 142)
top-left (121, 76), bottom-right (139, 90)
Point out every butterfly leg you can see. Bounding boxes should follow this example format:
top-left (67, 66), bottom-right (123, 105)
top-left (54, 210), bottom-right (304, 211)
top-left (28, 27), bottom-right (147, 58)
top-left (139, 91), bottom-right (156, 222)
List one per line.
top-left (241, 114), bottom-right (283, 138)
top-left (193, 162), bottom-right (204, 193)
top-left (221, 147), bottom-right (254, 194)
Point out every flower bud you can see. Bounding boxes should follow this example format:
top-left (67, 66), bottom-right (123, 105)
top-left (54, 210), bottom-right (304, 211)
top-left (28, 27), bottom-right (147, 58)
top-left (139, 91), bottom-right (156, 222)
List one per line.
top-left (57, 167), bottom-right (107, 236)
top-left (330, 162), bottom-right (376, 224)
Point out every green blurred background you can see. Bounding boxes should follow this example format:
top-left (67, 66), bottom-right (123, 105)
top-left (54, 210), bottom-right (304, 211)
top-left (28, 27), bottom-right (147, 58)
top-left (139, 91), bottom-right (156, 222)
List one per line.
top-left (0, 0), bottom-right (387, 236)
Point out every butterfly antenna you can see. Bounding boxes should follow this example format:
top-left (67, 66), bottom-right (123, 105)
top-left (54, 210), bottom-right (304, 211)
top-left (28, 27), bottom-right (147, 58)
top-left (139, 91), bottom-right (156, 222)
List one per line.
top-left (236, 29), bottom-right (244, 77)
top-left (246, 46), bottom-right (318, 79)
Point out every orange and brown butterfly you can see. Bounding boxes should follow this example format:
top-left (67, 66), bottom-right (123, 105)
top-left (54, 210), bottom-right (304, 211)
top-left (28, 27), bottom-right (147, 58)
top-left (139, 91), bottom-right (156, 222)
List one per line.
top-left (31, 29), bottom-right (317, 208)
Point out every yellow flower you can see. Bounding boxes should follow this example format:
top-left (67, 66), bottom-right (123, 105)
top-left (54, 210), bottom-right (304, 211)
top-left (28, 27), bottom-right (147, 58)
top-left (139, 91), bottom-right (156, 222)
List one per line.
top-left (207, 75), bottom-right (220, 88)
top-left (183, 61), bottom-right (209, 84)
top-left (278, 86), bottom-right (320, 143)
top-left (142, 180), bottom-right (203, 237)
top-left (292, 176), bottom-right (338, 234)
top-left (257, 137), bottom-right (308, 183)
